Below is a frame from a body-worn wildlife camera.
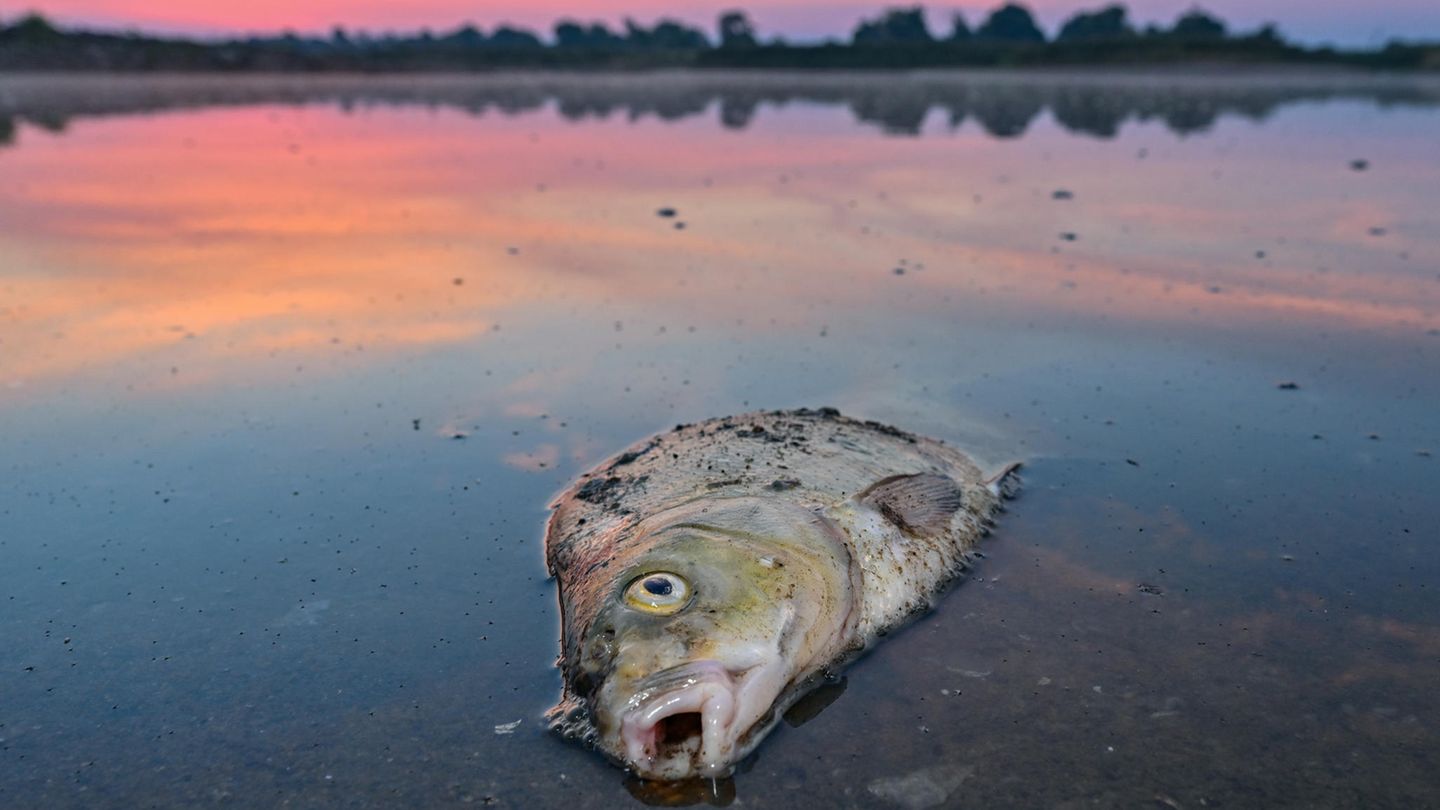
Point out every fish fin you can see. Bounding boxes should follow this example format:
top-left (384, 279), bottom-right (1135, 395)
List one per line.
top-left (985, 462), bottom-right (1023, 500)
top-left (858, 472), bottom-right (963, 537)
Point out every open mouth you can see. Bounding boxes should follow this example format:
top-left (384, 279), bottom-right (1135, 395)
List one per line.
top-left (655, 711), bottom-right (703, 753)
top-left (620, 661), bottom-right (742, 779)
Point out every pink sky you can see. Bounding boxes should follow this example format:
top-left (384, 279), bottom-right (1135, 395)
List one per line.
top-left (12, 0), bottom-right (1440, 46)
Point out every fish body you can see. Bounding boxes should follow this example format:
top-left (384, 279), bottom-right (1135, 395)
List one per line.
top-left (544, 408), bottom-right (1016, 781)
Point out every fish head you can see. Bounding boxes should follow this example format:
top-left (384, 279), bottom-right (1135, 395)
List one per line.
top-left (573, 498), bottom-right (857, 780)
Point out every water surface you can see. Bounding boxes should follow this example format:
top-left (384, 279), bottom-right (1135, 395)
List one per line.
top-left (1, 72), bottom-right (1438, 808)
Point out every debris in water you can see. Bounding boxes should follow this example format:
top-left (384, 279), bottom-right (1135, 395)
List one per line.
top-left (1349, 159), bottom-right (1369, 171)
top-left (1276, 381), bottom-right (1300, 390)
top-left (1052, 189), bottom-right (1074, 200)
top-left (867, 764), bottom-right (975, 810)
top-left (656, 207), bottom-right (677, 218)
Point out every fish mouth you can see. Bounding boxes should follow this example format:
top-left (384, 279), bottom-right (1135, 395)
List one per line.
top-left (619, 660), bottom-right (746, 780)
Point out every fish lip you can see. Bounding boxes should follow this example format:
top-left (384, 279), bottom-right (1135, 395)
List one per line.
top-left (619, 660), bottom-right (748, 779)
top-left (630, 660), bottom-right (748, 701)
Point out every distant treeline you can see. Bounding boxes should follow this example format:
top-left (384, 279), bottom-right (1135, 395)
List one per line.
top-left (1, 4), bottom-right (1438, 71)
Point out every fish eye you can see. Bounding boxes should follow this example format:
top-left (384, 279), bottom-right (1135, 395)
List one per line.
top-left (624, 572), bottom-right (691, 615)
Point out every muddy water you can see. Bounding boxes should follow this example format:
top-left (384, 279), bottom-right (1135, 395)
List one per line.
top-left (1, 72), bottom-right (1437, 808)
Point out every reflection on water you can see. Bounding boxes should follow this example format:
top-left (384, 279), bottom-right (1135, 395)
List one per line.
top-left (0, 74), bottom-right (1437, 808)
top-left (3, 72), bottom-right (1440, 141)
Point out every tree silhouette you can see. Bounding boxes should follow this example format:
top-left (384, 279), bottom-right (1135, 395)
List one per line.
top-left (1, 4), bottom-right (1431, 72)
top-left (445, 24), bottom-right (486, 46)
top-left (976, 4), bottom-right (1047, 43)
top-left (489, 26), bottom-right (541, 48)
top-left (624, 18), bottom-right (709, 49)
top-left (853, 7), bottom-right (933, 44)
top-left (1250, 23), bottom-right (1284, 46)
top-left (555, 20), bottom-right (623, 48)
top-left (1057, 5), bottom-right (1133, 41)
top-left (718, 10), bottom-right (757, 49)
top-left (1171, 8), bottom-right (1227, 39)
top-left (7, 13), bottom-right (61, 41)
top-left (951, 12), bottom-right (973, 42)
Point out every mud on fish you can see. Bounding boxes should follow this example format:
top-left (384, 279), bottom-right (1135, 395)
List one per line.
top-left (544, 407), bottom-right (1018, 781)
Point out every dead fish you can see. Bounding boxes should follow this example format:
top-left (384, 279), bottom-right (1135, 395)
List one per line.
top-left (544, 407), bottom-right (1018, 781)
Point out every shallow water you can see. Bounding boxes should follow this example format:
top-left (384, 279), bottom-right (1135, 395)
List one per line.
top-left (1, 72), bottom-right (1438, 808)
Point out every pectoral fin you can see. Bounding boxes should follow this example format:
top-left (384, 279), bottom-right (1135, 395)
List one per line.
top-left (858, 472), bottom-right (964, 537)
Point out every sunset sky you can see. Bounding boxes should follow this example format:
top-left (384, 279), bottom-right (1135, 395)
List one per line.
top-left (13, 0), bottom-right (1440, 47)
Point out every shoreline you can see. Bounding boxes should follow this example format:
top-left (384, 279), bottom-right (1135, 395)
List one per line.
top-left (3, 65), bottom-right (1440, 83)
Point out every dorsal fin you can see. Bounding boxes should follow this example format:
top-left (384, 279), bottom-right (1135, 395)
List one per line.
top-left (857, 473), bottom-right (963, 537)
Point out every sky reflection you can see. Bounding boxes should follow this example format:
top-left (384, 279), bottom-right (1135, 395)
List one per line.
top-left (2, 75), bottom-right (1437, 399)
top-left (1, 74), bottom-right (1437, 808)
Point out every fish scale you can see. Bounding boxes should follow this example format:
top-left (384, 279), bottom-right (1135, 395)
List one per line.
top-left (545, 407), bottom-right (1018, 780)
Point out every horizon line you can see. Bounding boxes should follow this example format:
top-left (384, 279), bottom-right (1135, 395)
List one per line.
top-left (7, 5), bottom-right (1436, 49)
